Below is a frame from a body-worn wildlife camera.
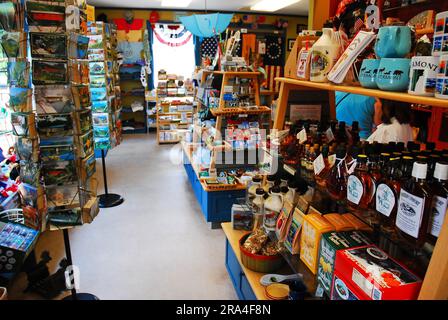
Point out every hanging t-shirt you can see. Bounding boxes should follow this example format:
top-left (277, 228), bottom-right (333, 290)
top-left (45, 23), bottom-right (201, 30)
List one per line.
top-left (117, 41), bottom-right (144, 65)
top-left (113, 18), bottom-right (144, 32)
top-left (263, 36), bottom-right (284, 66)
top-left (200, 37), bottom-right (219, 58)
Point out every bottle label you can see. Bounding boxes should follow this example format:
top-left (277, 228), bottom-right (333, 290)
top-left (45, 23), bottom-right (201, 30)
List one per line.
top-left (328, 154), bottom-right (336, 167)
top-left (429, 195), bottom-right (448, 238)
top-left (264, 210), bottom-right (279, 232)
top-left (376, 184), bottom-right (395, 217)
top-left (313, 154), bottom-right (325, 175)
top-left (326, 128), bottom-right (334, 143)
top-left (297, 129), bottom-right (307, 144)
top-left (396, 189), bottom-right (425, 239)
top-left (347, 175), bottom-right (363, 205)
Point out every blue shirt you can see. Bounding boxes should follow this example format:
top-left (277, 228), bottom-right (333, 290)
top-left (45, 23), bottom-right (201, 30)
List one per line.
top-left (335, 92), bottom-right (376, 140)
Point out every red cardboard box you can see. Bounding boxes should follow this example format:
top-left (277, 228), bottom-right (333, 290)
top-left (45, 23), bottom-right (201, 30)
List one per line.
top-left (331, 271), bottom-right (363, 300)
top-left (334, 245), bottom-right (422, 300)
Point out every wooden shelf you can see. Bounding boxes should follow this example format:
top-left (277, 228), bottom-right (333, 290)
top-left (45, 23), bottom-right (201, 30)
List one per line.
top-left (210, 106), bottom-right (271, 117)
top-left (275, 77), bottom-right (448, 108)
top-left (203, 70), bottom-right (261, 77)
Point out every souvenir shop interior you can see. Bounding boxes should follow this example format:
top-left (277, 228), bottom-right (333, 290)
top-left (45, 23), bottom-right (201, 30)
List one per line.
top-left (0, 0), bottom-right (448, 301)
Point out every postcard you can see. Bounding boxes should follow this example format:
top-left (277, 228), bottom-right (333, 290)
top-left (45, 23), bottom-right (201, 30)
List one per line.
top-left (20, 160), bottom-right (40, 186)
top-left (74, 109), bottom-right (92, 134)
top-left (88, 50), bottom-right (105, 61)
top-left (69, 60), bottom-right (90, 85)
top-left (92, 113), bottom-right (109, 127)
top-left (82, 153), bottom-right (96, 182)
top-left (94, 137), bottom-right (111, 150)
top-left (71, 85), bottom-right (90, 110)
top-left (7, 59), bottom-right (30, 87)
top-left (35, 85), bottom-right (74, 114)
top-left (0, 31), bottom-right (25, 58)
top-left (68, 32), bottom-right (89, 59)
top-left (0, 1), bottom-right (19, 31)
top-left (41, 144), bottom-right (75, 162)
top-left (46, 183), bottom-right (80, 208)
top-left (90, 87), bottom-right (107, 101)
top-left (11, 112), bottom-right (33, 137)
top-left (42, 160), bottom-right (77, 185)
top-left (16, 137), bottom-right (39, 162)
top-left (92, 100), bottom-right (109, 113)
top-left (37, 113), bottom-right (73, 137)
top-left (9, 87), bottom-right (32, 113)
top-left (88, 34), bottom-right (103, 50)
top-left (48, 207), bottom-right (82, 227)
top-left (89, 61), bottom-right (105, 75)
top-left (93, 125), bottom-right (109, 138)
top-left (30, 32), bottom-right (67, 59)
top-left (89, 74), bottom-right (106, 87)
top-left (75, 130), bottom-right (94, 158)
top-left (32, 60), bottom-right (67, 85)
top-left (26, 1), bottom-right (65, 33)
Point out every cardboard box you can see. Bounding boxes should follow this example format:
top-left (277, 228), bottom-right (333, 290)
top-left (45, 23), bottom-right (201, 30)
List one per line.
top-left (334, 245), bottom-right (422, 300)
top-left (342, 213), bottom-right (372, 232)
top-left (324, 214), bottom-right (354, 232)
top-left (300, 214), bottom-right (335, 274)
top-left (317, 231), bottom-right (373, 297)
top-left (284, 207), bottom-right (305, 255)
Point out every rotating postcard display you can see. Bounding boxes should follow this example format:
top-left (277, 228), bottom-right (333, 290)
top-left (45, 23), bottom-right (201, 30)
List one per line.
top-left (26, 0), bottom-right (98, 230)
top-left (87, 21), bottom-right (122, 150)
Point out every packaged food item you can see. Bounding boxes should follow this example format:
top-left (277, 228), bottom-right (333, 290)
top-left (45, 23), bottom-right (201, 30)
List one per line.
top-left (284, 208), bottom-right (305, 255)
top-left (300, 214), bottom-right (335, 274)
top-left (275, 199), bottom-right (294, 242)
top-left (296, 41), bottom-right (313, 80)
top-left (324, 214), bottom-right (354, 232)
top-left (331, 273), bottom-right (362, 300)
top-left (334, 245), bottom-right (422, 300)
top-left (342, 213), bottom-right (372, 232)
top-left (317, 231), bottom-right (372, 297)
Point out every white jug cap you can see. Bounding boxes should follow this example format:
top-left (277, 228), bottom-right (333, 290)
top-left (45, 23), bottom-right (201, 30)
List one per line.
top-left (434, 162), bottom-right (448, 181)
top-left (412, 162), bottom-right (427, 180)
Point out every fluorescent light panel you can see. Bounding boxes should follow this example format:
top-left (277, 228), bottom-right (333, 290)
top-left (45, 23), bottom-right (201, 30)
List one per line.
top-left (161, 0), bottom-right (192, 8)
top-left (250, 0), bottom-right (302, 12)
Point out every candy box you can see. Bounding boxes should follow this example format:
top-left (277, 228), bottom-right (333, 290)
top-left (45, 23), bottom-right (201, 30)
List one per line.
top-left (317, 231), bottom-right (373, 297)
top-left (342, 213), bottom-right (372, 232)
top-left (300, 214), bottom-right (335, 274)
top-left (324, 214), bottom-right (354, 232)
top-left (334, 245), bottom-right (422, 300)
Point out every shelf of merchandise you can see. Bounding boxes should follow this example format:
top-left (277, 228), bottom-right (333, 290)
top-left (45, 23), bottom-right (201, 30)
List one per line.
top-left (222, 222), bottom-right (317, 300)
top-left (273, 76), bottom-right (448, 300)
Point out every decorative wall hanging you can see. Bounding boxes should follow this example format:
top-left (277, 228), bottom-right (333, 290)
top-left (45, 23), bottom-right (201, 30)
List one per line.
top-left (200, 36), bottom-right (218, 58)
top-left (152, 24), bottom-right (192, 47)
top-left (242, 34), bottom-right (256, 65)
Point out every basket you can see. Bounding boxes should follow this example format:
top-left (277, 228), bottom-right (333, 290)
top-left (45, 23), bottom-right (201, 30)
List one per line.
top-left (239, 233), bottom-right (284, 273)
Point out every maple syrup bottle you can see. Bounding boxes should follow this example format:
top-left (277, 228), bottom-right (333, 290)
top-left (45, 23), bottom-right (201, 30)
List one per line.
top-left (379, 153), bottom-right (391, 175)
top-left (336, 121), bottom-right (348, 145)
top-left (428, 162), bottom-right (448, 244)
top-left (428, 154), bottom-right (441, 184)
top-left (326, 145), bottom-right (349, 201)
top-left (376, 157), bottom-right (401, 235)
top-left (347, 154), bottom-right (375, 210)
top-left (396, 142), bottom-right (405, 152)
top-left (315, 144), bottom-right (330, 188)
top-left (396, 162), bottom-right (434, 248)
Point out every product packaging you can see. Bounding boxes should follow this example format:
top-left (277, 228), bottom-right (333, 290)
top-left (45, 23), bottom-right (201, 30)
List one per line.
top-left (284, 207), bottom-right (305, 255)
top-left (334, 245), bottom-right (422, 300)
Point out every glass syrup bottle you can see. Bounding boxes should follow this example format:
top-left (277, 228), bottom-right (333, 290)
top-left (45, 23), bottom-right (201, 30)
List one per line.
top-left (376, 157), bottom-right (402, 235)
top-left (347, 154), bottom-right (375, 210)
top-left (252, 188), bottom-right (266, 230)
top-left (326, 145), bottom-right (349, 201)
top-left (427, 162), bottom-right (448, 244)
top-left (396, 161), bottom-right (434, 248)
top-left (315, 144), bottom-right (331, 188)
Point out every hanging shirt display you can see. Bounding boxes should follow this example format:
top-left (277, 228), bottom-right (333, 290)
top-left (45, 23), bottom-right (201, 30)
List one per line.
top-left (117, 41), bottom-right (144, 65)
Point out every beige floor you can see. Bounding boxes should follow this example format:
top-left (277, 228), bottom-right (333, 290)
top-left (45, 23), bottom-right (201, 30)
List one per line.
top-left (9, 134), bottom-right (237, 300)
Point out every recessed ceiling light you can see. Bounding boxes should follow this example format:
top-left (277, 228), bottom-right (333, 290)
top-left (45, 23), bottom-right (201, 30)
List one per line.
top-left (161, 0), bottom-right (192, 8)
top-left (250, 0), bottom-right (302, 12)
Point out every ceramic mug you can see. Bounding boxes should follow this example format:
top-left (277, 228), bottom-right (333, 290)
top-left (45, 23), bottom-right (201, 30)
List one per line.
top-left (359, 59), bottom-right (381, 88)
top-left (408, 56), bottom-right (439, 96)
top-left (374, 26), bottom-right (412, 58)
top-left (376, 58), bottom-right (411, 92)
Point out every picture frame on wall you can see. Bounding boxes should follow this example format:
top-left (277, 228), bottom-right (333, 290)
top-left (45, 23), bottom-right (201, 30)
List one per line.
top-left (287, 39), bottom-right (295, 51)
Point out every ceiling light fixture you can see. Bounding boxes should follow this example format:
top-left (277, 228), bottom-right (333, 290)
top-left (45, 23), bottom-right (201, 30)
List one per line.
top-left (161, 0), bottom-right (192, 8)
top-left (250, 0), bottom-right (302, 12)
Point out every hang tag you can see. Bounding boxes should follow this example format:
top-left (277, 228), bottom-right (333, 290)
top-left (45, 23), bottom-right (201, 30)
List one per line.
top-left (297, 129), bottom-right (307, 144)
top-left (284, 164), bottom-right (296, 176)
top-left (313, 154), bottom-right (325, 175)
top-left (348, 160), bottom-right (357, 175)
top-left (328, 154), bottom-right (336, 167)
top-left (326, 128), bottom-right (334, 143)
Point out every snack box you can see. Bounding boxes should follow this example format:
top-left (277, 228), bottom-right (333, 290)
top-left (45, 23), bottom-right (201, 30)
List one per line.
top-left (300, 214), bottom-right (335, 274)
top-left (334, 245), bottom-right (422, 300)
top-left (317, 231), bottom-right (373, 297)
top-left (331, 271), bottom-right (363, 300)
top-left (324, 214), bottom-right (354, 232)
top-left (341, 213), bottom-right (372, 232)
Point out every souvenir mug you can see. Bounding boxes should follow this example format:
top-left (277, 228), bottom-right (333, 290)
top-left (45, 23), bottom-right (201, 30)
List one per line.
top-left (436, 54), bottom-right (448, 100)
top-left (376, 58), bottom-right (411, 92)
top-left (359, 59), bottom-right (380, 88)
top-left (374, 26), bottom-right (412, 58)
top-left (408, 56), bottom-right (439, 96)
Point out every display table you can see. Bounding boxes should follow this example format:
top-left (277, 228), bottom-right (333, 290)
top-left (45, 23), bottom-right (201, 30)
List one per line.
top-left (182, 144), bottom-right (245, 228)
top-left (222, 222), bottom-right (266, 300)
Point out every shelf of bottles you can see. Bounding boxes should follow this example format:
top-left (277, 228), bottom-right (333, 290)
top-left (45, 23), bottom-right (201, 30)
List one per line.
top-left (87, 21), bottom-right (122, 151)
top-left (5, 0), bottom-right (100, 230)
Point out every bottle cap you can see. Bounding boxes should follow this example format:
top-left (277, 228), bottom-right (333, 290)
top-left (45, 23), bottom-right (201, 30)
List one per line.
top-left (357, 154), bottom-right (368, 163)
top-left (396, 142), bottom-right (405, 152)
top-left (267, 175), bottom-right (276, 182)
top-left (287, 180), bottom-right (298, 189)
top-left (412, 162), bottom-right (428, 180)
top-left (256, 188), bottom-right (265, 196)
top-left (426, 142), bottom-right (436, 150)
top-left (271, 186), bottom-right (281, 194)
top-left (434, 162), bottom-right (448, 181)
top-left (281, 186), bottom-right (289, 194)
top-left (416, 155), bottom-right (428, 163)
top-left (336, 146), bottom-right (346, 159)
top-left (252, 176), bottom-right (262, 183)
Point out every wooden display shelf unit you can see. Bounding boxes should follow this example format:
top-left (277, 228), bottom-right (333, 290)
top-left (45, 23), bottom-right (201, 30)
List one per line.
top-left (273, 76), bottom-right (448, 300)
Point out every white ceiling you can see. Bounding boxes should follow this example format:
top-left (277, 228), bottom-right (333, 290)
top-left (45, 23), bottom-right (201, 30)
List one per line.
top-left (87, 0), bottom-right (309, 16)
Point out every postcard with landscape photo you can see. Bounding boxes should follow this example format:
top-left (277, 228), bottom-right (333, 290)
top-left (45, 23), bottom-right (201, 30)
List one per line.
top-left (32, 60), bottom-right (68, 85)
top-left (11, 112), bottom-right (31, 136)
top-left (48, 207), bottom-right (82, 228)
top-left (20, 160), bottom-right (40, 186)
top-left (26, 1), bottom-right (65, 32)
top-left (41, 144), bottom-right (75, 162)
top-left (94, 137), bottom-right (111, 150)
top-left (89, 74), bottom-right (106, 87)
top-left (92, 100), bottom-right (109, 113)
top-left (90, 87), bottom-right (107, 101)
top-left (0, 1), bottom-right (18, 31)
top-left (35, 85), bottom-right (75, 114)
top-left (37, 113), bottom-right (73, 137)
top-left (30, 32), bottom-right (67, 59)
top-left (42, 160), bottom-right (77, 185)
top-left (16, 137), bottom-right (39, 162)
top-left (7, 59), bottom-right (30, 87)
top-left (89, 61), bottom-right (106, 75)
top-left (93, 125), bottom-right (110, 139)
top-left (71, 84), bottom-right (91, 110)
top-left (76, 130), bottom-right (94, 158)
top-left (68, 33), bottom-right (89, 59)
top-left (74, 109), bottom-right (92, 134)
top-left (9, 87), bottom-right (32, 113)
top-left (0, 31), bottom-right (25, 58)
top-left (93, 112), bottom-right (109, 127)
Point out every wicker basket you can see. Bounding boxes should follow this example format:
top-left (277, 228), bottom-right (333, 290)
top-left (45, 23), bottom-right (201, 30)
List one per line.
top-left (239, 234), bottom-right (284, 273)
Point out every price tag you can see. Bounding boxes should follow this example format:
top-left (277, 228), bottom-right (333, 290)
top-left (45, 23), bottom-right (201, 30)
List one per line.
top-left (297, 129), bottom-right (307, 144)
top-left (241, 28), bottom-right (248, 34)
top-left (284, 164), bottom-right (296, 176)
top-left (313, 154), bottom-right (325, 175)
top-left (326, 128), bottom-right (334, 143)
top-left (315, 284), bottom-right (325, 298)
top-left (348, 160), bottom-right (357, 175)
top-left (328, 154), bottom-right (336, 167)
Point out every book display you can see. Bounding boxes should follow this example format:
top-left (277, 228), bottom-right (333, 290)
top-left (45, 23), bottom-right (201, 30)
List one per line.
top-left (87, 21), bottom-right (122, 151)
